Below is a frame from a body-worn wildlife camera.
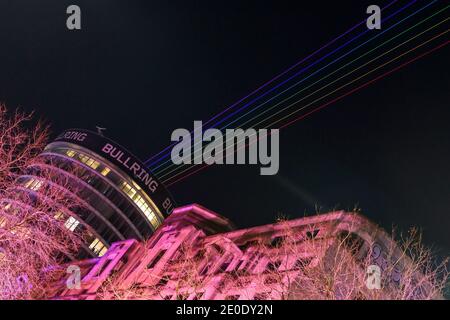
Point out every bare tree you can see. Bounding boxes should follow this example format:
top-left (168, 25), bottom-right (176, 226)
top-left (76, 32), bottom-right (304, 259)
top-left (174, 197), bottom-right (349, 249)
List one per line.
top-left (97, 242), bottom-right (211, 300)
top-left (250, 220), bottom-right (314, 300)
top-left (253, 219), bottom-right (448, 300)
top-left (0, 104), bottom-right (48, 189)
top-left (93, 215), bottom-right (448, 300)
top-left (0, 105), bottom-right (83, 299)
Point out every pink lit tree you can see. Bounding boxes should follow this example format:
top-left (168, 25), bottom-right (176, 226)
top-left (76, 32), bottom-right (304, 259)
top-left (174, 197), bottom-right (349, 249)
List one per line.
top-left (98, 242), bottom-right (216, 300)
top-left (97, 218), bottom-right (448, 300)
top-left (0, 105), bottom-right (82, 299)
top-left (252, 219), bottom-right (448, 300)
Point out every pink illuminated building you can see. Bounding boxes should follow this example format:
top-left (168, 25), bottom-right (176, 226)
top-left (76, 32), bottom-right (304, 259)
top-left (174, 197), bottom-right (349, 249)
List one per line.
top-left (4, 129), bottom-right (440, 300)
top-left (50, 203), bottom-right (428, 300)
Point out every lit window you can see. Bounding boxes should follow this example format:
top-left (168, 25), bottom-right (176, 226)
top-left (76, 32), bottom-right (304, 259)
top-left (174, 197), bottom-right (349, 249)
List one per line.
top-left (131, 180), bottom-right (141, 190)
top-left (79, 153), bottom-right (100, 170)
top-left (24, 178), bottom-right (43, 191)
top-left (100, 167), bottom-right (111, 176)
top-left (89, 238), bottom-right (108, 257)
top-left (121, 181), bottom-right (160, 229)
top-left (54, 211), bottom-right (65, 220)
top-left (122, 182), bottom-right (137, 198)
top-left (64, 216), bottom-right (80, 232)
top-left (98, 246), bottom-right (108, 257)
top-left (66, 150), bottom-right (76, 157)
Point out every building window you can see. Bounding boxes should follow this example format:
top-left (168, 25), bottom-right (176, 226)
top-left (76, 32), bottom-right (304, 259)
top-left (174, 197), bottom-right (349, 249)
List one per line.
top-left (339, 232), bottom-right (365, 255)
top-left (176, 293), bottom-right (189, 300)
top-left (293, 257), bottom-right (312, 271)
top-left (219, 260), bottom-right (231, 272)
top-left (268, 236), bottom-right (285, 248)
top-left (306, 229), bottom-right (320, 240)
top-left (156, 275), bottom-right (170, 288)
top-left (65, 149), bottom-right (112, 177)
top-left (66, 150), bottom-right (76, 158)
top-left (100, 167), bottom-right (111, 176)
top-left (200, 263), bottom-right (211, 276)
top-left (265, 260), bottom-right (282, 273)
top-left (64, 216), bottom-right (80, 232)
top-left (122, 181), bottom-right (137, 198)
top-left (243, 254), bottom-right (260, 273)
top-left (238, 239), bottom-right (260, 251)
top-left (191, 293), bottom-right (203, 300)
top-left (54, 211), bottom-right (65, 220)
top-left (121, 181), bottom-right (160, 229)
top-left (23, 178), bottom-right (43, 191)
top-left (78, 153), bottom-right (100, 170)
top-left (147, 250), bottom-right (166, 269)
top-left (264, 276), bottom-right (278, 285)
top-left (89, 238), bottom-right (108, 257)
top-left (65, 149), bottom-right (101, 170)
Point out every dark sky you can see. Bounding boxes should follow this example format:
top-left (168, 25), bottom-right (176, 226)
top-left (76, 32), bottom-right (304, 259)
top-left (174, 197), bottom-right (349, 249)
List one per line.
top-left (0, 1), bottom-right (448, 253)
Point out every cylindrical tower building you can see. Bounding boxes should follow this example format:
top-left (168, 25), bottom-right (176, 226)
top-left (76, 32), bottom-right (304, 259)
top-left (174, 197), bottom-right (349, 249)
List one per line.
top-left (16, 129), bottom-right (175, 258)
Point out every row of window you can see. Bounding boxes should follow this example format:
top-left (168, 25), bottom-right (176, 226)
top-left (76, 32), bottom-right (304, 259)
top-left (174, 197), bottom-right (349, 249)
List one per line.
top-left (89, 237), bottom-right (108, 257)
top-left (23, 177), bottom-right (43, 191)
top-left (121, 181), bottom-right (159, 229)
top-left (10, 182), bottom-right (108, 258)
top-left (21, 166), bottom-right (146, 239)
top-left (54, 210), bottom-right (108, 257)
top-left (36, 148), bottom-right (157, 238)
top-left (67, 150), bottom-right (101, 172)
top-left (26, 145), bottom-right (165, 255)
top-left (64, 148), bottom-right (161, 229)
top-left (64, 216), bottom-right (80, 232)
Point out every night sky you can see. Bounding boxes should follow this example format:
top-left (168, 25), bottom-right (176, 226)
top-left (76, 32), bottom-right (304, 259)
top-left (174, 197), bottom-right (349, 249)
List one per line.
top-left (0, 1), bottom-right (448, 253)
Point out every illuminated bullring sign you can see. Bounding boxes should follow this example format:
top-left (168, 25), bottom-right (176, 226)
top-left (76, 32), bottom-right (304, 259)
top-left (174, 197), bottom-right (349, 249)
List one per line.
top-left (55, 129), bottom-right (176, 217)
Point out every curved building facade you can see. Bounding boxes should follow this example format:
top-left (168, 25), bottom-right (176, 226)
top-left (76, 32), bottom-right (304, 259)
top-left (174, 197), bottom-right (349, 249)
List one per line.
top-left (17, 129), bottom-right (176, 258)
